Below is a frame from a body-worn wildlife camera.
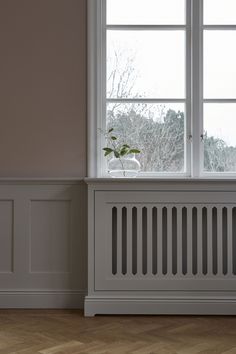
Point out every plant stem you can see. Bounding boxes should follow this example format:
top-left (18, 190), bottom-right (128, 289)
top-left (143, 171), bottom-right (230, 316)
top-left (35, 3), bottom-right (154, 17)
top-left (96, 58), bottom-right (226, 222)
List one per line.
top-left (118, 157), bottom-right (126, 177)
top-left (110, 139), bottom-right (126, 176)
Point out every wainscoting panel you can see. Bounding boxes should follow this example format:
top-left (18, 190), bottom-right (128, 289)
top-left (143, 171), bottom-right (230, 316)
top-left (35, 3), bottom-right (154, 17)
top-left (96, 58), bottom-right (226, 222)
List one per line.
top-left (0, 201), bottom-right (13, 273)
top-left (30, 200), bottom-right (71, 273)
top-left (0, 180), bottom-right (87, 308)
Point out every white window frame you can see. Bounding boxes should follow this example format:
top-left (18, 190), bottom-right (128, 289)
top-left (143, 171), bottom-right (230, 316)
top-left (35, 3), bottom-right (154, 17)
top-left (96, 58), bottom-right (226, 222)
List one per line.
top-left (87, 0), bottom-right (236, 179)
top-left (201, 3), bottom-right (236, 178)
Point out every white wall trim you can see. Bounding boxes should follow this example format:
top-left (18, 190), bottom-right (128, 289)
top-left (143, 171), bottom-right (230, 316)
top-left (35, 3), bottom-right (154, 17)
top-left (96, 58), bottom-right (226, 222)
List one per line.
top-left (0, 290), bottom-right (86, 309)
top-left (0, 178), bottom-right (84, 185)
top-left (84, 178), bottom-right (236, 191)
top-left (85, 295), bottom-right (236, 316)
top-left (87, 0), bottom-right (101, 178)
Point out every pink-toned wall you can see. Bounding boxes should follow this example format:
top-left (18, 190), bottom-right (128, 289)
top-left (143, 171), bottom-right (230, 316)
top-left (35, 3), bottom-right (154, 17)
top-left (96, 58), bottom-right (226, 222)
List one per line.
top-left (0, 0), bottom-right (87, 177)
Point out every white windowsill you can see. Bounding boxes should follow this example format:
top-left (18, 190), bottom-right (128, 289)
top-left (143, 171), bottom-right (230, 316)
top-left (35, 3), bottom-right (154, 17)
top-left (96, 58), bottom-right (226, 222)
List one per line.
top-left (85, 177), bottom-right (236, 183)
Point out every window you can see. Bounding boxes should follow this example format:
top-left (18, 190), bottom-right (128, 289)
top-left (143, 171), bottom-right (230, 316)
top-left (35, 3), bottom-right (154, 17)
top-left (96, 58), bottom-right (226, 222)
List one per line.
top-left (88, 0), bottom-right (236, 177)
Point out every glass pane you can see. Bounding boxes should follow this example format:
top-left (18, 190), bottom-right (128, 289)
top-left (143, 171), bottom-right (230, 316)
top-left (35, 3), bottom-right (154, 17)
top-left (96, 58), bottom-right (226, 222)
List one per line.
top-left (107, 31), bottom-right (185, 99)
top-left (106, 103), bottom-right (186, 172)
top-left (107, 0), bottom-right (185, 25)
top-left (204, 104), bottom-right (236, 172)
top-left (204, 0), bottom-right (236, 25)
top-left (204, 31), bottom-right (236, 99)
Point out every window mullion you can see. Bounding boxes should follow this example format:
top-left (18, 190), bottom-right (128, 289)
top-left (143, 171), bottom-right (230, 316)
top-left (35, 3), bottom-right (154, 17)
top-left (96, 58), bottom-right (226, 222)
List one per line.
top-left (191, 0), bottom-right (203, 177)
top-left (106, 25), bottom-right (186, 30)
top-left (106, 98), bottom-right (186, 104)
top-left (204, 99), bottom-right (236, 103)
top-left (186, 0), bottom-right (192, 177)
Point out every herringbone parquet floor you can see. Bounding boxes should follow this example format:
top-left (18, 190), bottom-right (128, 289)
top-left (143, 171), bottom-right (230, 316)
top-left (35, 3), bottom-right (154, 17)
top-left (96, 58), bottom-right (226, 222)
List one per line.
top-left (0, 310), bottom-right (236, 354)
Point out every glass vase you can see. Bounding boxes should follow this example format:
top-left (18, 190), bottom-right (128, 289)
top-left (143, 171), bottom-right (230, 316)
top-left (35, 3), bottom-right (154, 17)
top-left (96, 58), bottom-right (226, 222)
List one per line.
top-left (108, 154), bottom-right (141, 178)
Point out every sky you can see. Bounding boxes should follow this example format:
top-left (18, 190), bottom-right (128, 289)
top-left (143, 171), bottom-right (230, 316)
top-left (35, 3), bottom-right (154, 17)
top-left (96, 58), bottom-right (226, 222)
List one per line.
top-left (106, 0), bottom-right (236, 146)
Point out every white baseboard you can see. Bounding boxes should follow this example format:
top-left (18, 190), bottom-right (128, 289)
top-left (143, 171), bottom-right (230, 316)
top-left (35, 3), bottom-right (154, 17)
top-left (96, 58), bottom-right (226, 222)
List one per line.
top-left (84, 296), bottom-right (236, 317)
top-left (0, 290), bottom-right (86, 309)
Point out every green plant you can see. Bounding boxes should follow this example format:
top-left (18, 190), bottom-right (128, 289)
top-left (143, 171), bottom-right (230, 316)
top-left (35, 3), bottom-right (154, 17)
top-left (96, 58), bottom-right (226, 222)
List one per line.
top-left (102, 128), bottom-right (141, 158)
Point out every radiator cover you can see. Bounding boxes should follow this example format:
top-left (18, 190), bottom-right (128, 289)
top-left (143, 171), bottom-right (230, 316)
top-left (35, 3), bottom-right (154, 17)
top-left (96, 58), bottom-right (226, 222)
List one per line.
top-left (85, 179), bottom-right (236, 316)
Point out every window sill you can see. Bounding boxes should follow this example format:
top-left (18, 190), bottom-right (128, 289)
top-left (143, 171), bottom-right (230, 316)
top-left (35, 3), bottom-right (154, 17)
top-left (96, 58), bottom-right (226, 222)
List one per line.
top-left (85, 177), bottom-right (236, 184)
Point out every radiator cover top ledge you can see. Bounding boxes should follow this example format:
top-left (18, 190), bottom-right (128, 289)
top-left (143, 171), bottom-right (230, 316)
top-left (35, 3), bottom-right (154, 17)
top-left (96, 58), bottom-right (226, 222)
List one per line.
top-left (85, 178), bottom-right (236, 316)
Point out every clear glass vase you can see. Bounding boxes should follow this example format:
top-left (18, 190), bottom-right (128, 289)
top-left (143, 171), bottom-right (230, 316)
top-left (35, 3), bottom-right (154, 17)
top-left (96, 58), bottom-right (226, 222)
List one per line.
top-left (108, 154), bottom-right (141, 178)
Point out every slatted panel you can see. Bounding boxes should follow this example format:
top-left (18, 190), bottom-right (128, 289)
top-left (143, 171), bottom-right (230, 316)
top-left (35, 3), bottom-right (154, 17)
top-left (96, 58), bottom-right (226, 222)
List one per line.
top-left (111, 205), bottom-right (236, 278)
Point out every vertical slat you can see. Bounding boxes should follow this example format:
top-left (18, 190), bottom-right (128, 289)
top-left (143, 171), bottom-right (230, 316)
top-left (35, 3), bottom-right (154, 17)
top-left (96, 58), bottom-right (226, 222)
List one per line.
top-left (157, 207), bottom-right (163, 275)
top-left (121, 207), bottom-right (127, 275)
top-left (217, 207), bottom-right (223, 276)
top-left (126, 206), bottom-right (132, 276)
top-left (147, 206), bottom-right (152, 275)
top-left (227, 207), bottom-right (233, 276)
top-left (207, 207), bottom-right (213, 275)
top-left (187, 206), bottom-right (193, 275)
top-left (177, 207), bottom-right (182, 276)
top-left (116, 206), bottom-right (122, 275)
top-left (152, 207), bottom-right (157, 275)
top-left (110, 206), bottom-right (114, 276)
top-left (137, 206), bottom-right (142, 276)
top-left (197, 206), bottom-right (203, 275)
top-left (167, 206), bottom-right (172, 275)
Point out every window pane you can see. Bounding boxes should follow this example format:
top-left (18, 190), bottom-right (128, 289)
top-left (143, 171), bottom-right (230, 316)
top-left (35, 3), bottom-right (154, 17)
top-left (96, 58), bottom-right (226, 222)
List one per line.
top-left (204, 104), bottom-right (236, 172)
top-left (107, 103), bottom-right (185, 172)
top-left (204, 31), bottom-right (236, 99)
top-left (107, 0), bottom-right (185, 25)
top-left (107, 31), bottom-right (185, 99)
top-left (204, 0), bottom-right (236, 25)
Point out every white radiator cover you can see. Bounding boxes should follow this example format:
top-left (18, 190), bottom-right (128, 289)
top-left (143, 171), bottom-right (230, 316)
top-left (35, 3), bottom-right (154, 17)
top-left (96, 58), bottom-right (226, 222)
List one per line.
top-left (85, 178), bottom-right (236, 316)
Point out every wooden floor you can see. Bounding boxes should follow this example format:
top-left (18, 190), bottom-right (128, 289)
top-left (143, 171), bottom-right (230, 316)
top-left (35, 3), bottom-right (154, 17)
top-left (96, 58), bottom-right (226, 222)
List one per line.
top-left (0, 310), bottom-right (236, 353)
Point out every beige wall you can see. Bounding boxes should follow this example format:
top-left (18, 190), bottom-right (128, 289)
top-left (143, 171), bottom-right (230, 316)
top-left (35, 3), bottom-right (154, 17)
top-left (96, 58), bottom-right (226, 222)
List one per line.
top-left (0, 0), bottom-right (87, 177)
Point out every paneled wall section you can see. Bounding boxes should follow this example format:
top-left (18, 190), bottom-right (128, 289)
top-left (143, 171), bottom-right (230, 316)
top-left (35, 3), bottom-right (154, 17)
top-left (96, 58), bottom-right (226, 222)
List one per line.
top-left (0, 181), bottom-right (87, 308)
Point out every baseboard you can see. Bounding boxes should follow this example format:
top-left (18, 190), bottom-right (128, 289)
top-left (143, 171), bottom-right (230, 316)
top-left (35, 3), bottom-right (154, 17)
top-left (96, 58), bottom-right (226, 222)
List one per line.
top-left (84, 295), bottom-right (236, 316)
top-left (0, 290), bottom-right (86, 309)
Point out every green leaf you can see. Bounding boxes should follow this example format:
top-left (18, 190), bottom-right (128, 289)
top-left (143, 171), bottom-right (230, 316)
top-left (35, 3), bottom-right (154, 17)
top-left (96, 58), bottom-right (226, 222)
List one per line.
top-left (111, 136), bottom-right (117, 140)
top-left (114, 150), bottom-right (120, 158)
top-left (129, 149), bottom-right (141, 154)
top-left (108, 128), bottom-right (114, 133)
top-left (103, 147), bottom-right (113, 153)
top-left (104, 150), bottom-right (112, 156)
top-left (122, 144), bottom-right (130, 148)
top-left (120, 147), bottom-right (129, 156)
